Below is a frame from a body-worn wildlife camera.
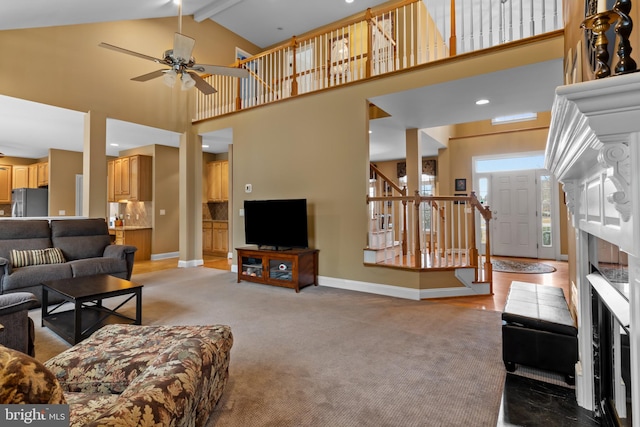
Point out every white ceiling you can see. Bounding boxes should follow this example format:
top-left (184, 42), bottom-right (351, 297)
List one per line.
top-left (0, 0), bottom-right (563, 162)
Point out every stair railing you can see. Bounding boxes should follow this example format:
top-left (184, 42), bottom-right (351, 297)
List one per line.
top-left (366, 187), bottom-right (493, 285)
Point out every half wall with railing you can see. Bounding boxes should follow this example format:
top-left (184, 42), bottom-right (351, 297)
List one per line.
top-left (195, 0), bottom-right (562, 121)
top-left (367, 164), bottom-right (493, 287)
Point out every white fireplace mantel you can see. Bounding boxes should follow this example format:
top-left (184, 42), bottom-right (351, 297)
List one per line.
top-left (546, 72), bottom-right (640, 425)
top-left (546, 71), bottom-right (640, 256)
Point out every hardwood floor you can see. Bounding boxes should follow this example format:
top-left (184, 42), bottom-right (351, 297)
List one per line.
top-left (430, 256), bottom-right (570, 312)
top-left (133, 255), bottom-right (569, 314)
top-left (132, 255), bottom-right (232, 275)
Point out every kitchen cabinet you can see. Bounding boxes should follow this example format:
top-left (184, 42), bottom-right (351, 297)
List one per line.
top-left (202, 222), bottom-right (213, 253)
top-left (213, 222), bottom-right (228, 254)
top-left (12, 165), bottom-right (29, 189)
top-left (107, 160), bottom-right (115, 202)
top-left (113, 227), bottom-right (151, 261)
top-left (108, 155), bottom-right (152, 202)
top-left (203, 221), bottom-right (228, 255)
top-left (0, 165), bottom-right (12, 203)
top-left (206, 160), bottom-right (228, 202)
top-left (28, 164), bottom-right (38, 188)
top-left (37, 162), bottom-right (48, 187)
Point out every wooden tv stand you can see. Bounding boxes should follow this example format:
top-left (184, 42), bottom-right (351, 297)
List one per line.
top-left (236, 246), bottom-right (319, 293)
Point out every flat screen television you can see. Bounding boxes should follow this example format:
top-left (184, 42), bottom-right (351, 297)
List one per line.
top-left (243, 199), bottom-right (309, 250)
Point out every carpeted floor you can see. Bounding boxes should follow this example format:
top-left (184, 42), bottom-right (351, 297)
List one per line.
top-left (492, 259), bottom-right (556, 274)
top-left (32, 268), bottom-right (506, 427)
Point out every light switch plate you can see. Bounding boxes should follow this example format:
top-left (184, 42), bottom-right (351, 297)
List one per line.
top-left (245, 184), bottom-right (252, 193)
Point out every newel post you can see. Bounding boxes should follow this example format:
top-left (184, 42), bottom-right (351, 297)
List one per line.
top-left (413, 190), bottom-right (422, 268)
top-left (235, 59), bottom-right (243, 111)
top-left (291, 36), bottom-right (299, 96)
top-left (449, 0), bottom-right (457, 56)
top-left (365, 8), bottom-right (374, 78)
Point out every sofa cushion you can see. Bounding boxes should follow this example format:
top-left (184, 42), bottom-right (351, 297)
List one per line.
top-left (0, 345), bottom-right (67, 404)
top-left (10, 247), bottom-right (66, 268)
top-left (2, 263), bottom-right (73, 292)
top-left (67, 258), bottom-right (128, 278)
top-left (0, 220), bottom-right (52, 260)
top-left (50, 219), bottom-right (111, 261)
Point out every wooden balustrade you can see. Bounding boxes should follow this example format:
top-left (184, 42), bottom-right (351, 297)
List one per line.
top-left (194, 0), bottom-right (562, 121)
top-left (366, 170), bottom-right (493, 286)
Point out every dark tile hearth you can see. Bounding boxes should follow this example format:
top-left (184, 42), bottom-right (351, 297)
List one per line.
top-left (497, 374), bottom-right (599, 427)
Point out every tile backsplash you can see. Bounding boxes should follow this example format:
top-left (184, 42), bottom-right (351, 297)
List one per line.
top-left (0, 204), bottom-right (10, 217)
top-left (109, 201), bottom-right (153, 227)
top-left (203, 202), bottom-right (228, 220)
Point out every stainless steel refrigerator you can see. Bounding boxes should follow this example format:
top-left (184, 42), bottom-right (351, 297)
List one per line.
top-left (11, 188), bottom-right (48, 217)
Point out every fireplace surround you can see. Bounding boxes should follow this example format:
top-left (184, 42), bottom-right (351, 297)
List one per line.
top-left (546, 72), bottom-right (640, 426)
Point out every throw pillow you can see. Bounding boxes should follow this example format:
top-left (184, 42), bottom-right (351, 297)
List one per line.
top-left (0, 345), bottom-right (67, 404)
top-left (9, 248), bottom-right (66, 268)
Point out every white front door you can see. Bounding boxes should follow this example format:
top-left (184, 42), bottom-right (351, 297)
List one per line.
top-left (491, 170), bottom-right (538, 258)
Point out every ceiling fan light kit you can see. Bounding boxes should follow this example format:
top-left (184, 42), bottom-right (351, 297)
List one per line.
top-left (98, 2), bottom-right (249, 95)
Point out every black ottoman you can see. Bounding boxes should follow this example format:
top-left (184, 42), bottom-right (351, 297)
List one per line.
top-left (502, 281), bottom-right (578, 384)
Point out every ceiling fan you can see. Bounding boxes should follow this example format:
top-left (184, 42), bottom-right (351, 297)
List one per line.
top-left (98, 2), bottom-right (248, 95)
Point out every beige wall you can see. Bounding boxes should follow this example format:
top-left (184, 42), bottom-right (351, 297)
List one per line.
top-left (120, 145), bottom-right (180, 255)
top-left (0, 17), bottom-right (259, 135)
top-left (1, 11), bottom-right (565, 287)
top-left (49, 149), bottom-right (83, 216)
top-left (194, 35), bottom-right (564, 288)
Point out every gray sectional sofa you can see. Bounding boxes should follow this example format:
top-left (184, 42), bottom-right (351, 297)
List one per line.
top-left (0, 218), bottom-right (137, 304)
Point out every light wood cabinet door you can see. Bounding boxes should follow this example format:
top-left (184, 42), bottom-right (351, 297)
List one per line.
top-left (37, 162), bottom-right (48, 187)
top-left (0, 166), bottom-right (12, 203)
top-left (221, 161), bottom-right (229, 201)
top-left (212, 222), bottom-right (228, 253)
top-left (203, 222), bottom-right (213, 252)
top-left (28, 164), bottom-right (38, 188)
top-left (107, 160), bottom-right (115, 202)
top-left (12, 165), bottom-right (29, 189)
top-left (206, 160), bottom-right (228, 202)
top-left (112, 155), bottom-right (151, 201)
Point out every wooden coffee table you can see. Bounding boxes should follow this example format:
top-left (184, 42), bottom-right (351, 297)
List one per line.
top-left (41, 274), bottom-right (143, 345)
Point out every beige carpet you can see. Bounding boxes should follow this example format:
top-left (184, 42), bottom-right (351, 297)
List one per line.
top-left (32, 267), bottom-right (506, 427)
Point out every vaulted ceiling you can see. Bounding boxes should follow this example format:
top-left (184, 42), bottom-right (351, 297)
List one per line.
top-left (0, 0), bottom-right (563, 161)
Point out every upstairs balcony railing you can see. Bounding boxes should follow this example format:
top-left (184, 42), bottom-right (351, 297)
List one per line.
top-left (367, 163), bottom-right (493, 286)
top-left (195, 0), bottom-right (562, 120)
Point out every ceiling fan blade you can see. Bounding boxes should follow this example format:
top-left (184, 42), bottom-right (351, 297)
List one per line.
top-left (131, 69), bottom-right (168, 82)
top-left (99, 42), bottom-right (164, 64)
top-left (187, 72), bottom-right (217, 95)
top-left (190, 64), bottom-right (249, 79)
top-left (173, 33), bottom-right (196, 61)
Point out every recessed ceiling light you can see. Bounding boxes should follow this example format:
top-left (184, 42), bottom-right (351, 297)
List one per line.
top-left (346, 0), bottom-right (354, 3)
top-left (475, 99), bottom-right (490, 105)
top-left (110, 143), bottom-right (119, 147)
top-left (202, 144), bottom-right (210, 148)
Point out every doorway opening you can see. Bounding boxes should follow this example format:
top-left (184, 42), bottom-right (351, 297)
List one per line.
top-left (473, 151), bottom-right (559, 260)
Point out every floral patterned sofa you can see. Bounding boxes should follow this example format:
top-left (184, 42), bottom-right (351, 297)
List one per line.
top-left (0, 323), bottom-right (233, 427)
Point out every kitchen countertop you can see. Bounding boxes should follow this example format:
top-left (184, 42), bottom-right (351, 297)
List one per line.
top-left (202, 219), bottom-right (228, 222)
top-left (108, 226), bottom-right (152, 235)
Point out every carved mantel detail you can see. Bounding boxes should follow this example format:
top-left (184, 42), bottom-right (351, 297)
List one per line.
top-left (597, 141), bottom-right (632, 221)
top-left (562, 181), bottom-right (577, 218)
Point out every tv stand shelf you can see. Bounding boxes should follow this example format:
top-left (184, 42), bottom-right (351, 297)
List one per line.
top-left (236, 246), bottom-right (319, 293)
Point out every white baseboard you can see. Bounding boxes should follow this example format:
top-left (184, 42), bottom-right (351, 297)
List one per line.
top-left (150, 252), bottom-right (179, 261)
top-left (178, 259), bottom-right (204, 268)
top-left (319, 276), bottom-right (421, 300)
